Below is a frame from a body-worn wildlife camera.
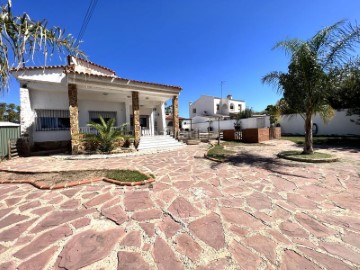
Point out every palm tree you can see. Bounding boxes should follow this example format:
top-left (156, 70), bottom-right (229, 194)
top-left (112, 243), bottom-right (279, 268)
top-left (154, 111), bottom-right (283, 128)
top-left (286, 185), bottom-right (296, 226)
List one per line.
top-left (84, 116), bottom-right (124, 153)
top-left (0, 1), bottom-right (84, 91)
top-left (262, 21), bottom-right (360, 154)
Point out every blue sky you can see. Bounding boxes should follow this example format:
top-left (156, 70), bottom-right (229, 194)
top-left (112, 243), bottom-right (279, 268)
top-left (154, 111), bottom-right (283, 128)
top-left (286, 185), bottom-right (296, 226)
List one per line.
top-left (1, 0), bottom-right (360, 117)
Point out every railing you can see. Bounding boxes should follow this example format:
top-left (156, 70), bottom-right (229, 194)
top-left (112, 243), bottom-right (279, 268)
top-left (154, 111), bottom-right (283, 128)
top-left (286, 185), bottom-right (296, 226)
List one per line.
top-left (79, 126), bottom-right (133, 136)
top-left (178, 130), bottom-right (223, 141)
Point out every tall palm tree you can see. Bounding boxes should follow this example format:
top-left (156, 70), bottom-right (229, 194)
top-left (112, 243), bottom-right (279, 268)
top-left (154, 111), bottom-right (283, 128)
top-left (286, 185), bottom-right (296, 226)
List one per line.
top-left (0, 1), bottom-right (84, 91)
top-left (262, 21), bottom-right (360, 154)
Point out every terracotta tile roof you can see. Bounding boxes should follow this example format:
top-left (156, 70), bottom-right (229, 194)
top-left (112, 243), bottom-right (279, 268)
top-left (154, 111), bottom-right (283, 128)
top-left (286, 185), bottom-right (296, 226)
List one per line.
top-left (11, 65), bottom-right (67, 71)
top-left (69, 55), bottom-right (116, 74)
top-left (65, 70), bottom-right (182, 90)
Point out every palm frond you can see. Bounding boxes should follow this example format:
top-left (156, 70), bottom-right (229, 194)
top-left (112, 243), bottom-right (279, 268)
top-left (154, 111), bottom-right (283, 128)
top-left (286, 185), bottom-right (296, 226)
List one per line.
top-left (262, 71), bottom-right (284, 94)
top-left (310, 20), bottom-right (345, 54)
top-left (323, 21), bottom-right (360, 69)
top-left (273, 39), bottom-right (304, 56)
top-left (317, 104), bottom-right (335, 124)
top-left (0, 1), bottom-right (85, 91)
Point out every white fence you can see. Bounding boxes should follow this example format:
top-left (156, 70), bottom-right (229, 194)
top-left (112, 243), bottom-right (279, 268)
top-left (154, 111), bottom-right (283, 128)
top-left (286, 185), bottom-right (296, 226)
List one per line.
top-left (280, 110), bottom-right (360, 136)
top-left (191, 116), bottom-right (270, 132)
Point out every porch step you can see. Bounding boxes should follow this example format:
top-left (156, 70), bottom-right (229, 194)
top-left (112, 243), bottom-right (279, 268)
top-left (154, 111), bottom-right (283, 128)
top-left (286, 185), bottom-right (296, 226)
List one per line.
top-left (138, 135), bottom-right (185, 151)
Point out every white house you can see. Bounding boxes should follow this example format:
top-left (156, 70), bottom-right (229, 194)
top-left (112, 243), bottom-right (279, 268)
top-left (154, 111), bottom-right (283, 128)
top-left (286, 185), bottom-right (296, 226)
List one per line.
top-left (165, 115), bottom-right (191, 133)
top-left (12, 56), bottom-right (182, 154)
top-left (189, 95), bottom-right (245, 119)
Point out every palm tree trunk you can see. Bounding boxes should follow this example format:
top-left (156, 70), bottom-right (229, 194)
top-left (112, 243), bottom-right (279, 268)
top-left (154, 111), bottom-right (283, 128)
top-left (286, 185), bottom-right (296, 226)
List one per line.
top-left (303, 113), bottom-right (314, 154)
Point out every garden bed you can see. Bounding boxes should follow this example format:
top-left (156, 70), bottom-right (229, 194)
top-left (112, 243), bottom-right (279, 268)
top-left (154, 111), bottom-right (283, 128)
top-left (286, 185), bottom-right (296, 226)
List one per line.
top-left (0, 169), bottom-right (154, 189)
top-left (277, 151), bottom-right (339, 163)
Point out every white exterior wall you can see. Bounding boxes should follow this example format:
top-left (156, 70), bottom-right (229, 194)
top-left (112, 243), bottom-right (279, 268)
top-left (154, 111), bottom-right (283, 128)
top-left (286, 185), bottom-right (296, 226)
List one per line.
top-left (189, 96), bottom-right (215, 118)
top-left (30, 88), bottom-right (71, 142)
top-left (190, 95), bottom-right (246, 118)
top-left (78, 100), bottom-right (126, 127)
top-left (192, 116), bottom-right (270, 132)
top-left (280, 110), bottom-right (360, 136)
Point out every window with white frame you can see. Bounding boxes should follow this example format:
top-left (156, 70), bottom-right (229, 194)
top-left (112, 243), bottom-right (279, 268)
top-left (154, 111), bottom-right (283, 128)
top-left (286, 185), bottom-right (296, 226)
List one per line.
top-left (230, 103), bottom-right (234, 110)
top-left (238, 104), bottom-right (242, 111)
top-left (35, 109), bottom-right (70, 131)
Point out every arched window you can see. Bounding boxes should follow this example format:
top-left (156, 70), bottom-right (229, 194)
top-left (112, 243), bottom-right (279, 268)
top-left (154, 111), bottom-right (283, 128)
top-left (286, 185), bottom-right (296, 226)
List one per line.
top-left (230, 103), bottom-right (234, 110)
top-left (167, 121), bottom-right (173, 127)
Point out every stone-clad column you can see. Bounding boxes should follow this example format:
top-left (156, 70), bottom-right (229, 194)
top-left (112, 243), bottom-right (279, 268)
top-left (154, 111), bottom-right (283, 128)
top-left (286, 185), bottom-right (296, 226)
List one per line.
top-left (172, 95), bottom-right (179, 139)
top-left (132, 91), bottom-right (140, 145)
top-left (68, 84), bottom-right (79, 154)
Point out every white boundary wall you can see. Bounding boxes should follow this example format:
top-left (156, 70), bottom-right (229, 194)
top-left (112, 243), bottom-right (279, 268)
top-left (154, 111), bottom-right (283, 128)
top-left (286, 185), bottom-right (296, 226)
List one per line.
top-left (191, 116), bottom-right (270, 132)
top-left (280, 110), bottom-right (360, 136)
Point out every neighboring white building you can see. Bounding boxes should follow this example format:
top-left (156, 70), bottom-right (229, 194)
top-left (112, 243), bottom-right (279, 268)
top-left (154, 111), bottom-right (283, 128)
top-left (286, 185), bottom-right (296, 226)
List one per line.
top-left (165, 115), bottom-right (191, 134)
top-left (12, 56), bottom-right (182, 153)
top-left (189, 94), bottom-right (246, 119)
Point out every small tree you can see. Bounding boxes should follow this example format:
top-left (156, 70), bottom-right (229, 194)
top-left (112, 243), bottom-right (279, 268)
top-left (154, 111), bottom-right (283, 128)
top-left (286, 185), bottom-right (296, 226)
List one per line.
top-left (84, 116), bottom-right (124, 153)
top-left (263, 20), bottom-right (360, 154)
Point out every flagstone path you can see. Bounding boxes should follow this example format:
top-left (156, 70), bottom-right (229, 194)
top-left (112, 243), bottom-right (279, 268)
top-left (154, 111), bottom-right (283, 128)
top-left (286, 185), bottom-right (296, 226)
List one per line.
top-left (0, 140), bottom-right (359, 269)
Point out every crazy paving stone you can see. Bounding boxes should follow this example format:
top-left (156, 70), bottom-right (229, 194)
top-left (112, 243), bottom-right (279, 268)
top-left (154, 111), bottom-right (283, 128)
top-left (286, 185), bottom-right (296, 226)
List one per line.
top-left (131, 209), bottom-right (162, 221)
top-left (0, 213), bottom-right (28, 229)
top-left (0, 262), bottom-right (16, 270)
top-left (84, 192), bottom-right (113, 208)
top-left (220, 207), bottom-right (264, 229)
top-left (280, 250), bottom-right (320, 270)
top-left (117, 251), bottom-right (151, 270)
top-left (124, 191), bottom-right (154, 211)
top-left (18, 245), bottom-right (58, 270)
top-left (159, 216), bottom-right (182, 238)
top-left (189, 213), bottom-right (225, 250)
top-left (120, 231), bottom-right (141, 248)
top-left (298, 246), bottom-right (353, 270)
top-left (14, 224), bottom-right (72, 260)
top-left (0, 218), bottom-right (36, 242)
top-left (139, 223), bottom-right (155, 237)
top-left (152, 237), bottom-right (184, 270)
top-left (196, 258), bottom-right (231, 270)
top-left (57, 228), bottom-right (124, 270)
top-left (167, 197), bottom-right (200, 219)
top-left (244, 234), bottom-right (277, 263)
top-left (175, 233), bottom-right (202, 262)
top-left (101, 205), bottom-right (127, 225)
top-left (31, 209), bottom-right (95, 233)
top-left (295, 212), bottom-right (336, 237)
top-left (320, 242), bottom-right (360, 265)
top-left (229, 240), bottom-right (261, 270)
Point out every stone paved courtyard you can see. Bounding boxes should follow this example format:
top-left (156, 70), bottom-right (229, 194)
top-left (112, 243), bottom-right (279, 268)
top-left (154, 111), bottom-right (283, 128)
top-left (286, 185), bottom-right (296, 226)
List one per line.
top-left (0, 140), bottom-right (359, 269)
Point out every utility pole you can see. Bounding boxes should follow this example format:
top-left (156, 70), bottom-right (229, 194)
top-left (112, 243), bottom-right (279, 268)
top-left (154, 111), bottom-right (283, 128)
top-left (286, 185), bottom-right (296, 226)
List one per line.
top-left (218, 81), bottom-right (226, 145)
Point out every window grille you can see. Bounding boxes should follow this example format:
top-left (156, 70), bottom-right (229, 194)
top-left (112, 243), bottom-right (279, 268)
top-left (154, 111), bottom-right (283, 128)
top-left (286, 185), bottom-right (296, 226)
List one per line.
top-left (89, 111), bottom-right (117, 124)
top-left (35, 109), bottom-right (70, 131)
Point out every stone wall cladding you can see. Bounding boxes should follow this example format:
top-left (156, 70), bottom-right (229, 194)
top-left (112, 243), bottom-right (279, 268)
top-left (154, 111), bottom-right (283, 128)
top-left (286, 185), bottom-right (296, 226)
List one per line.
top-left (172, 96), bottom-right (179, 139)
top-left (68, 84), bottom-right (80, 154)
top-left (270, 127), bottom-right (281, 139)
top-left (242, 128), bottom-right (270, 143)
top-left (132, 91), bottom-right (140, 145)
